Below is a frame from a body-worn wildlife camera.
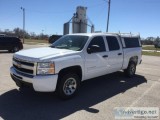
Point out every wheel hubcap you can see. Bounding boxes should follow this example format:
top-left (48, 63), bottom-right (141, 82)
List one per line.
top-left (14, 47), bottom-right (18, 52)
top-left (130, 65), bottom-right (135, 75)
top-left (63, 78), bottom-right (77, 95)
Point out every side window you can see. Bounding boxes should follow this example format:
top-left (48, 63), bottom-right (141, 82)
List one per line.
top-left (124, 37), bottom-right (140, 48)
top-left (5, 37), bottom-right (11, 43)
top-left (88, 36), bottom-right (106, 53)
top-left (106, 36), bottom-right (120, 51)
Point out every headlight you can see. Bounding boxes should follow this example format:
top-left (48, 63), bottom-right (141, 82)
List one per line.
top-left (37, 62), bottom-right (55, 75)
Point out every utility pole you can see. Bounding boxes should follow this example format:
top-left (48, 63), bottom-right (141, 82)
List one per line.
top-left (21, 7), bottom-right (25, 43)
top-left (106, 0), bottom-right (111, 32)
top-left (42, 30), bottom-right (44, 40)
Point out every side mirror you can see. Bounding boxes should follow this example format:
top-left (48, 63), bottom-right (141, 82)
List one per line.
top-left (87, 45), bottom-right (100, 54)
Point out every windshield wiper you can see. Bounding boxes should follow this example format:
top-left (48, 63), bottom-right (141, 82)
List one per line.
top-left (50, 45), bottom-right (56, 48)
top-left (50, 45), bottom-right (66, 49)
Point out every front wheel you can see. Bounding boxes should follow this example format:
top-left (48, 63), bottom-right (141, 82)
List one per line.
top-left (56, 73), bottom-right (80, 99)
top-left (124, 61), bottom-right (136, 77)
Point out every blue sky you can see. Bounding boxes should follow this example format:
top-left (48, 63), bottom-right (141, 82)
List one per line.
top-left (0, 0), bottom-right (159, 38)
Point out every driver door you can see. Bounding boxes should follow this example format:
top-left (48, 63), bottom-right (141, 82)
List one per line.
top-left (84, 36), bottom-right (109, 80)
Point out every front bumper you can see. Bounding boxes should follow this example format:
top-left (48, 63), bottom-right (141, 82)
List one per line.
top-left (10, 67), bottom-right (58, 92)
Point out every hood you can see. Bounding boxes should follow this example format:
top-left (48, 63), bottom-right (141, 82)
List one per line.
top-left (14, 47), bottom-right (77, 61)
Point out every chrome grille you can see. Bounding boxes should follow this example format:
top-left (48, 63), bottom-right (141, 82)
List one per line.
top-left (13, 57), bottom-right (34, 66)
top-left (13, 57), bottom-right (35, 76)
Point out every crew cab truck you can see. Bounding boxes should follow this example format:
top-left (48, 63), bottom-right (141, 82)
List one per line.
top-left (10, 33), bottom-right (142, 99)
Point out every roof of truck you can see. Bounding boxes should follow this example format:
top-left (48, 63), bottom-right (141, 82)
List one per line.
top-left (68, 32), bottom-right (140, 38)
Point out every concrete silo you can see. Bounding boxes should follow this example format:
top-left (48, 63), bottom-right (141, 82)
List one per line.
top-left (63, 6), bottom-right (94, 35)
top-left (72, 6), bottom-right (87, 33)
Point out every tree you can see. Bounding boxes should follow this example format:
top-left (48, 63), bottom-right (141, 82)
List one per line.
top-left (1, 27), bottom-right (50, 41)
top-left (13, 28), bottom-right (24, 38)
top-left (49, 35), bottom-right (62, 43)
top-left (142, 37), bottom-right (155, 45)
top-left (154, 36), bottom-right (160, 48)
top-left (30, 32), bottom-right (36, 39)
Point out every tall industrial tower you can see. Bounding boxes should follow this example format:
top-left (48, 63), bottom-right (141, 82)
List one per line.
top-left (63, 6), bottom-right (94, 35)
top-left (72, 6), bottom-right (87, 33)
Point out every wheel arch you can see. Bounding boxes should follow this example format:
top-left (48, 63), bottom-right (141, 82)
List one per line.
top-left (56, 65), bottom-right (82, 93)
top-left (129, 56), bottom-right (138, 65)
top-left (57, 65), bottom-right (82, 82)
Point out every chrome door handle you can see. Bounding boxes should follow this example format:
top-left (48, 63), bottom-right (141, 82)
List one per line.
top-left (118, 53), bottom-right (122, 55)
top-left (102, 55), bottom-right (108, 58)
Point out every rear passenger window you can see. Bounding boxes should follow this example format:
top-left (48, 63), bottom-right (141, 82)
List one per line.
top-left (124, 37), bottom-right (140, 48)
top-left (106, 36), bottom-right (120, 51)
top-left (4, 37), bottom-right (11, 42)
top-left (88, 36), bottom-right (106, 52)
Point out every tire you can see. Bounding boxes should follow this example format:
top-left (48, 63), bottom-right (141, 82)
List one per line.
top-left (56, 73), bottom-right (80, 99)
top-left (8, 50), bottom-right (12, 53)
top-left (124, 61), bottom-right (136, 77)
top-left (12, 46), bottom-right (19, 53)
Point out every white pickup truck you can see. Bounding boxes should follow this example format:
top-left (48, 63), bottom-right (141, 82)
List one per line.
top-left (10, 33), bottom-right (142, 99)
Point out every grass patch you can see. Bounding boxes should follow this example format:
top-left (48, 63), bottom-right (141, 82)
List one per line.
top-left (23, 39), bottom-right (49, 44)
top-left (142, 45), bottom-right (160, 50)
top-left (142, 51), bottom-right (160, 56)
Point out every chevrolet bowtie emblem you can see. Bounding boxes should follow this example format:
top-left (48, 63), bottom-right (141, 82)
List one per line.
top-left (17, 62), bottom-right (22, 68)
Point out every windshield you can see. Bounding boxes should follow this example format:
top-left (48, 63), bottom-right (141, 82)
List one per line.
top-left (51, 35), bottom-right (89, 51)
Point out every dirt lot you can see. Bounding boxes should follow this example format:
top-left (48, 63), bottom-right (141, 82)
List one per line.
top-left (0, 44), bottom-right (160, 120)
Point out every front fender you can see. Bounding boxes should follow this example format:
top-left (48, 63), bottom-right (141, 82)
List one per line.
top-left (54, 55), bottom-right (84, 75)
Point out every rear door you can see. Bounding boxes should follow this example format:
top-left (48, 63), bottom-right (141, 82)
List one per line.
top-left (105, 36), bottom-right (123, 72)
top-left (11, 38), bottom-right (18, 48)
top-left (4, 37), bottom-right (12, 50)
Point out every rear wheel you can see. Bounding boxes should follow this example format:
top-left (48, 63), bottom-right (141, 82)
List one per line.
top-left (12, 46), bottom-right (19, 53)
top-left (56, 73), bottom-right (80, 99)
top-left (8, 50), bottom-right (12, 53)
top-left (124, 61), bottom-right (136, 77)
